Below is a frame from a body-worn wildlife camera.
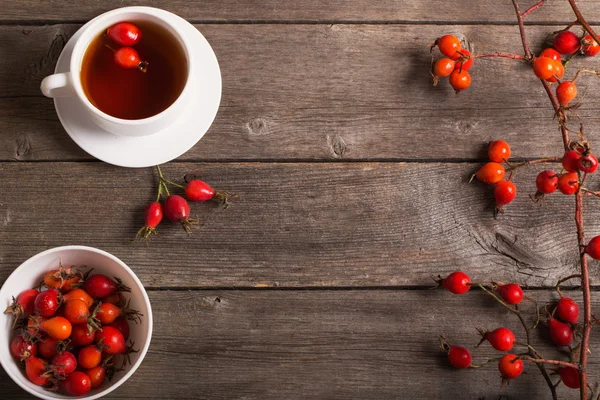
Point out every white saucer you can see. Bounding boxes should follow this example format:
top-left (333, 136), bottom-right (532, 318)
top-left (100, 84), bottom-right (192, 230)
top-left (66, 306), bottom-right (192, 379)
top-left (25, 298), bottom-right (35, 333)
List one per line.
top-left (53, 10), bottom-right (222, 168)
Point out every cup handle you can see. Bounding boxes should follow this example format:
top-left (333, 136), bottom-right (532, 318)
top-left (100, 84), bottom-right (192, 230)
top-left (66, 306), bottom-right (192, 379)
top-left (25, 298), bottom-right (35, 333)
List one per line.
top-left (40, 72), bottom-right (75, 98)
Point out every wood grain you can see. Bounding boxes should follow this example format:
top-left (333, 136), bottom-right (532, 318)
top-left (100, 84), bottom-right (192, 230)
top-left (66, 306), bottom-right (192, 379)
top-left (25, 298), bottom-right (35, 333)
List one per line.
top-left (0, 289), bottom-right (593, 399)
top-left (2, 0), bottom-right (600, 23)
top-left (2, 24), bottom-right (600, 162)
top-left (0, 162), bottom-right (597, 288)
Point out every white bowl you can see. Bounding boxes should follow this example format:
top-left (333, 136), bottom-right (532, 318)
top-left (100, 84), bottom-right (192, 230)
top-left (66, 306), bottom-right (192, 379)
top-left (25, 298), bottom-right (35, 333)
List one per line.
top-left (0, 246), bottom-right (153, 399)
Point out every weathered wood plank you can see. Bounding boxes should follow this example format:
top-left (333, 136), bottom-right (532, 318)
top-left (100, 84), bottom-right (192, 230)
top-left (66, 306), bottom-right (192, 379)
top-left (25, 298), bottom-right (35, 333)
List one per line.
top-left (0, 290), bottom-right (594, 399)
top-left (1, 24), bottom-right (600, 161)
top-left (2, 0), bottom-right (600, 23)
top-left (0, 162), bottom-right (597, 288)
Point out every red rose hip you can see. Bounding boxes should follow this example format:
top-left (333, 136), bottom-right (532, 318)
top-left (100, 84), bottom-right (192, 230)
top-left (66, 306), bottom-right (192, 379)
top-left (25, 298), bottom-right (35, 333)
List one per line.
top-left (448, 346), bottom-right (472, 369)
top-left (107, 22), bottom-right (142, 46)
top-left (442, 271), bottom-right (471, 294)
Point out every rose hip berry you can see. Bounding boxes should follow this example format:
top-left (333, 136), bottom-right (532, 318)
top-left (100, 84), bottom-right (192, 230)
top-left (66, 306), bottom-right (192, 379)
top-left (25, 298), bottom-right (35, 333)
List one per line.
top-left (582, 34), bottom-right (600, 57)
top-left (34, 289), bottom-right (60, 318)
top-left (136, 201), bottom-right (164, 240)
top-left (547, 59), bottom-right (564, 83)
top-left (556, 297), bottom-right (579, 324)
top-left (25, 357), bottom-right (49, 386)
top-left (4, 288), bottom-right (39, 323)
top-left (442, 271), bottom-right (471, 294)
top-left (586, 236), bottom-right (600, 259)
top-left (548, 318), bottom-right (574, 346)
top-left (540, 48), bottom-right (562, 61)
top-left (51, 351), bottom-right (77, 376)
top-left (560, 367), bottom-right (581, 389)
top-left (578, 154), bottom-right (598, 174)
top-left (536, 170), bottom-right (558, 194)
top-left (482, 327), bottom-right (515, 351)
top-left (532, 57), bottom-right (558, 80)
top-left (164, 194), bottom-right (195, 232)
top-left (449, 69), bottom-right (471, 91)
top-left (475, 162), bottom-right (505, 184)
top-left (434, 58), bottom-right (455, 78)
top-left (114, 47), bottom-right (148, 72)
top-left (498, 354), bottom-right (523, 379)
top-left (488, 140), bottom-right (511, 163)
top-left (497, 284), bottom-right (523, 305)
top-left (10, 335), bottom-right (37, 360)
top-left (437, 35), bottom-right (462, 57)
top-left (85, 274), bottom-right (130, 299)
top-left (556, 81), bottom-right (578, 106)
top-left (494, 180), bottom-right (517, 207)
top-left (95, 326), bottom-right (126, 355)
top-left (447, 346), bottom-right (472, 369)
top-left (557, 172), bottom-right (579, 195)
top-left (107, 22), bottom-right (142, 46)
top-left (553, 31), bottom-right (581, 55)
top-left (562, 150), bottom-right (582, 172)
top-left (453, 49), bottom-right (473, 71)
top-left (63, 371), bottom-right (92, 396)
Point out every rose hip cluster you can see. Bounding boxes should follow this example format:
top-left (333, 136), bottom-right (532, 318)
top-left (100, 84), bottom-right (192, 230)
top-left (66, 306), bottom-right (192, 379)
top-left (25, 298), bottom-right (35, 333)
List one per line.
top-left (437, 271), bottom-right (582, 389)
top-left (431, 34), bottom-right (472, 92)
top-left (4, 265), bottom-right (140, 396)
top-left (106, 22), bottom-right (148, 72)
top-left (472, 140), bottom-right (516, 213)
top-left (136, 166), bottom-right (232, 240)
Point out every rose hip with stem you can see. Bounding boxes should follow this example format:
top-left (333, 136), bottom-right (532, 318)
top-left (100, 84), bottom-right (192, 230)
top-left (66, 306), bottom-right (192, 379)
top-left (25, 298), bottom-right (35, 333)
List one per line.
top-left (185, 178), bottom-right (231, 208)
top-left (113, 47), bottom-right (148, 72)
top-left (136, 201), bottom-right (163, 241)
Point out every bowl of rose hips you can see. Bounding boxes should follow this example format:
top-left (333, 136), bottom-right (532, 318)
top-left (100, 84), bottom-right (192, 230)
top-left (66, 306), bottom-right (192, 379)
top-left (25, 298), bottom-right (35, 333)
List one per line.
top-left (0, 246), bottom-right (152, 399)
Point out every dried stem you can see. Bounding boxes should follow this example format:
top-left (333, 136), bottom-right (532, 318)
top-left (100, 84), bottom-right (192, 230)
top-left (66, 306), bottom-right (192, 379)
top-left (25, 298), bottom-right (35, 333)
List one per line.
top-left (522, 0), bottom-right (545, 17)
top-left (472, 52), bottom-right (525, 60)
top-left (523, 356), bottom-right (579, 370)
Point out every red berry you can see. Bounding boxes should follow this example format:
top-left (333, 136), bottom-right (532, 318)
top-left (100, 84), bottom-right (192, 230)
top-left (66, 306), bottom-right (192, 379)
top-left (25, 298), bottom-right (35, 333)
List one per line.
top-left (548, 318), bottom-right (573, 346)
top-left (562, 150), bottom-right (582, 172)
top-left (52, 351), bottom-right (77, 376)
top-left (107, 22), bottom-right (142, 46)
top-left (114, 47), bottom-right (148, 72)
top-left (556, 297), bottom-right (579, 324)
top-left (86, 365), bottom-right (107, 389)
top-left (578, 154), bottom-right (598, 174)
top-left (34, 289), bottom-right (60, 318)
top-left (63, 371), bottom-right (92, 396)
top-left (17, 289), bottom-right (39, 314)
top-left (38, 337), bottom-right (61, 359)
top-left (437, 35), bottom-right (462, 57)
top-left (448, 346), bottom-right (472, 368)
top-left (442, 271), bottom-right (471, 294)
top-left (532, 57), bottom-right (557, 80)
top-left (488, 140), bottom-right (511, 163)
top-left (25, 357), bottom-right (49, 386)
top-left (556, 81), bottom-right (578, 106)
top-left (547, 59), bottom-right (564, 83)
top-left (164, 195), bottom-right (194, 232)
top-left (586, 235), bottom-right (600, 259)
top-left (109, 317), bottom-right (131, 340)
top-left (557, 172), bottom-right (579, 195)
top-left (540, 48), bottom-right (562, 61)
top-left (582, 34), bottom-right (600, 57)
top-left (144, 202), bottom-right (163, 229)
top-left (185, 180), bottom-right (216, 202)
top-left (71, 324), bottom-right (96, 346)
top-left (85, 274), bottom-right (129, 299)
top-left (497, 284), bottom-right (523, 305)
top-left (485, 327), bottom-right (515, 351)
top-left (433, 58), bottom-right (455, 78)
top-left (536, 170), bottom-right (558, 194)
top-left (95, 326), bottom-right (127, 355)
top-left (494, 180), bottom-right (517, 207)
top-left (475, 162), bottom-right (505, 184)
top-left (560, 367), bottom-right (581, 389)
top-left (498, 354), bottom-right (523, 379)
top-left (453, 49), bottom-right (473, 71)
top-left (10, 336), bottom-right (37, 360)
top-left (449, 69), bottom-right (471, 91)
top-left (554, 31), bottom-right (581, 55)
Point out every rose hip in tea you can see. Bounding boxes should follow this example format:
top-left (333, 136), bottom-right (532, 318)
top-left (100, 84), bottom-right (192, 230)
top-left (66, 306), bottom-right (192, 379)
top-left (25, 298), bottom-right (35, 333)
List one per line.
top-left (81, 21), bottom-right (187, 120)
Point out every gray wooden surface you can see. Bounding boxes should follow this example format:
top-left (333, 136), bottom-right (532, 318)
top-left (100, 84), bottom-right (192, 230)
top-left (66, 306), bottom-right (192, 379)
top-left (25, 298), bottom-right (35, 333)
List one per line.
top-left (1, 0), bottom-right (599, 399)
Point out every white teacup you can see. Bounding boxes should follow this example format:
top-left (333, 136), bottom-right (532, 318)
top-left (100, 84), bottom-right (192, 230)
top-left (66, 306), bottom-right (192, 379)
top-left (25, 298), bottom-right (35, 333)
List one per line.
top-left (40, 7), bottom-right (193, 137)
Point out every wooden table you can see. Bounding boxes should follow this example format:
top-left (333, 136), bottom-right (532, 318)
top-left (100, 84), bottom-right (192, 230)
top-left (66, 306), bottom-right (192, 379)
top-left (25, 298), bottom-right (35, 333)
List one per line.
top-left (1, 1), bottom-right (600, 398)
